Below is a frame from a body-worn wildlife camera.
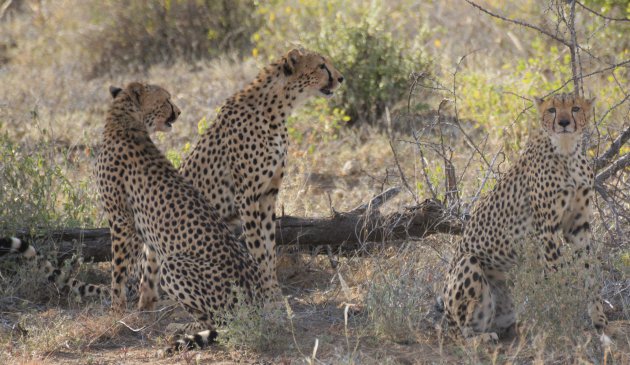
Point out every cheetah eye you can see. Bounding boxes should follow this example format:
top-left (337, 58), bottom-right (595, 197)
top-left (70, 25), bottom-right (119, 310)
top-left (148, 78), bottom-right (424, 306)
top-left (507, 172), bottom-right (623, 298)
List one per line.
top-left (547, 107), bottom-right (556, 113)
top-left (319, 64), bottom-right (326, 69)
top-left (571, 106), bottom-right (580, 112)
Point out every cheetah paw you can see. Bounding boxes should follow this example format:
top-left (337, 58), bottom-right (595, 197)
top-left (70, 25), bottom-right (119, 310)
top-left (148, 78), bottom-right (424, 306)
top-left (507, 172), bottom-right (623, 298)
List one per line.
top-left (466, 332), bottom-right (498, 344)
top-left (600, 333), bottom-right (612, 347)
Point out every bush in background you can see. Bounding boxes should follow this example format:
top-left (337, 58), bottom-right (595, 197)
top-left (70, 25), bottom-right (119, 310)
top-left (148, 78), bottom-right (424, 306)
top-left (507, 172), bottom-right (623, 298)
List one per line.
top-left (79, 0), bottom-right (259, 77)
top-left (253, 0), bottom-right (432, 126)
top-left (0, 128), bottom-right (98, 234)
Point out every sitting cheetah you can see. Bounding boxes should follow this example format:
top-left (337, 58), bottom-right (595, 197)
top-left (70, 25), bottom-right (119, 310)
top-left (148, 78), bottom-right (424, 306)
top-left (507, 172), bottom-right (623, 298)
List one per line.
top-left (0, 236), bottom-right (105, 298)
top-left (104, 84), bottom-right (179, 311)
top-left (178, 48), bottom-right (344, 300)
top-left (96, 82), bottom-right (263, 353)
top-left (441, 93), bottom-right (608, 341)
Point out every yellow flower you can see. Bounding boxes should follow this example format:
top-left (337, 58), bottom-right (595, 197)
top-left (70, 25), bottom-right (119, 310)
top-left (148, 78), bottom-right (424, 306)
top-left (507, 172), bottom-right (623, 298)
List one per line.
top-left (434, 39), bottom-right (442, 48)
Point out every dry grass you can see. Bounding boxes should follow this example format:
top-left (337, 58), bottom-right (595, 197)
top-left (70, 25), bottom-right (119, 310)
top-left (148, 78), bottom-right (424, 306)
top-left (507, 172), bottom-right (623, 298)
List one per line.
top-left (1, 0), bottom-right (629, 364)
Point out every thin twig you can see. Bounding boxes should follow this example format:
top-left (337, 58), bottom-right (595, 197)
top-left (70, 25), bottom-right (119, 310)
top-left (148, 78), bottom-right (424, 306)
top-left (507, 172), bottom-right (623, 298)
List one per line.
top-left (597, 94), bottom-right (630, 129)
top-left (411, 132), bottom-right (438, 202)
top-left (548, 59), bottom-right (630, 96)
top-left (451, 51), bottom-right (496, 173)
top-left (466, 0), bottom-right (630, 77)
top-left (470, 149), bottom-right (504, 209)
top-left (567, 0), bottom-right (583, 95)
top-left (464, 0), bottom-right (570, 46)
top-left (389, 140), bottom-right (418, 203)
top-left (576, 1), bottom-right (630, 22)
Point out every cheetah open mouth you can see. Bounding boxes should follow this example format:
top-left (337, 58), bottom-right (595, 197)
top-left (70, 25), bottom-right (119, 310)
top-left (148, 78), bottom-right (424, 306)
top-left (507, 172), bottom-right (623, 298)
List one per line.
top-left (164, 112), bottom-right (178, 129)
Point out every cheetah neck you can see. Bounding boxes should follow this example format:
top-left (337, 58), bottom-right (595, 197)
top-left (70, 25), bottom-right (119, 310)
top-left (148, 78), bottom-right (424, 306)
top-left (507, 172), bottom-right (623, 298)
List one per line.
top-left (233, 62), bottom-right (303, 122)
top-left (104, 95), bottom-right (146, 134)
top-left (548, 131), bottom-right (582, 156)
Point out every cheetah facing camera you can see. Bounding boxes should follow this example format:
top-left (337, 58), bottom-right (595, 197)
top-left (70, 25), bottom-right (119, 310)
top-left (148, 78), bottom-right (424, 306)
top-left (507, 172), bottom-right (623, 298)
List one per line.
top-left (441, 93), bottom-right (608, 342)
top-left (0, 237), bottom-right (106, 298)
top-left (96, 82), bottom-right (263, 354)
top-left (179, 48), bottom-right (344, 302)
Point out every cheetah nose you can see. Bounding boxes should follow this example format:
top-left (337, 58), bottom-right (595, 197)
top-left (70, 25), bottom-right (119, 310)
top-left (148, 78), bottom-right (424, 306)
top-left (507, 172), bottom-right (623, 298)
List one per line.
top-left (338, 76), bottom-right (344, 83)
top-left (558, 119), bottom-right (570, 128)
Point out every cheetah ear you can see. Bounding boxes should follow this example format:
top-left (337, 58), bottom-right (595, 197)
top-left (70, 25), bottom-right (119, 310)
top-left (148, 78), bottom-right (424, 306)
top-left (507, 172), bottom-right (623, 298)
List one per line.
top-left (585, 96), bottom-right (596, 108)
top-left (126, 82), bottom-right (144, 105)
top-left (109, 86), bottom-right (122, 99)
top-left (534, 96), bottom-right (545, 108)
top-left (283, 48), bottom-right (302, 76)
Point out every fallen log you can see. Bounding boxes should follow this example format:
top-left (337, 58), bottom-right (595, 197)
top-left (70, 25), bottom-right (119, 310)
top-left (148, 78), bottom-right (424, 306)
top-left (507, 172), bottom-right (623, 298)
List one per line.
top-left (14, 188), bottom-right (463, 263)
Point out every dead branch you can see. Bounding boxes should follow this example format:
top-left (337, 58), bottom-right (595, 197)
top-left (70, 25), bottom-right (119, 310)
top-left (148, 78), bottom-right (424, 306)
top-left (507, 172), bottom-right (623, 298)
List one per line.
top-left (437, 99), bottom-right (460, 212)
top-left (348, 187), bottom-right (401, 214)
top-left (596, 153), bottom-right (630, 188)
top-left (13, 194), bottom-right (462, 263)
top-left (595, 125), bottom-right (630, 171)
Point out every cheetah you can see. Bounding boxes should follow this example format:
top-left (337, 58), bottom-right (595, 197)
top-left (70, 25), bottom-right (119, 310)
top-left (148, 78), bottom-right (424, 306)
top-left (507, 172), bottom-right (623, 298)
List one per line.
top-left (96, 82), bottom-right (263, 353)
top-left (104, 84), bottom-right (180, 311)
top-left (178, 48), bottom-right (344, 301)
top-left (0, 236), bottom-right (106, 298)
top-left (441, 93), bottom-right (608, 341)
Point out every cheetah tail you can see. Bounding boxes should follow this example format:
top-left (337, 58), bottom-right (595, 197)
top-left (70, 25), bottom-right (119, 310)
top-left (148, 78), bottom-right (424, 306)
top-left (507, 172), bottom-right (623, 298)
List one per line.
top-left (160, 329), bottom-right (219, 357)
top-left (0, 236), bottom-right (108, 298)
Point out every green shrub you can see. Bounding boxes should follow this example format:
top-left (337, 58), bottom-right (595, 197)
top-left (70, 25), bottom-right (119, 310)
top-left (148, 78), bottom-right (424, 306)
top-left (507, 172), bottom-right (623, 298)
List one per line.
top-left (79, 0), bottom-right (259, 77)
top-left (253, 0), bottom-right (432, 126)
top-left (0, 128), bottom-right (98, 235)
top-left (286, 98), bottom-right (350, 148)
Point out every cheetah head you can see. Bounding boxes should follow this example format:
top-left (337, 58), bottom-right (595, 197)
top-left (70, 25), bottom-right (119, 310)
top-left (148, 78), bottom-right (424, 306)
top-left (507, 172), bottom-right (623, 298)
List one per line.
top-left (281, 48), bottom-right (344, 102)
top-left (109, 83), bottom-right (181, 133)
top-left (535, 93), bottom-right (594, 155)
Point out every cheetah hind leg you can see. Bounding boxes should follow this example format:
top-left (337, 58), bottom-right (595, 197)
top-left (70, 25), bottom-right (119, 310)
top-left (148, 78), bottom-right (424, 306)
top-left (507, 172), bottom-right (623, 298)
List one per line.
top-left (444, 254), bottom-right (497, 342)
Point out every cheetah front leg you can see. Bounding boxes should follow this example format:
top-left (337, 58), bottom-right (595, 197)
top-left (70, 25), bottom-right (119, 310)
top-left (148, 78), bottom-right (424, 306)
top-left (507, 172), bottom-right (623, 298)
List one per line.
top-left (235, 190), bottom-right (280, 300)
top-left (257, 179), bottom-right (282, 300)
top-left (562, 186), bottom-right (608, 332)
